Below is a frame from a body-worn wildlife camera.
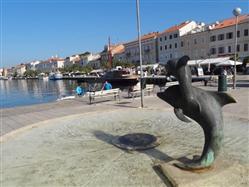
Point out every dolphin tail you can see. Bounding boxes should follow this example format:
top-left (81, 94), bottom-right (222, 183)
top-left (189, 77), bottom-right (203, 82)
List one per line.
top-left (210, 92), bottom-right (237, 106)
top-left (174, 124), bottom-right (223, 170)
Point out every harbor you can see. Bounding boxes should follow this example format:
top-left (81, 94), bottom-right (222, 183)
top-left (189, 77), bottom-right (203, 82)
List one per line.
top-left (1, 78), bottom-right (249, 186)
top-left (1, 1), bottom-right (249, 186)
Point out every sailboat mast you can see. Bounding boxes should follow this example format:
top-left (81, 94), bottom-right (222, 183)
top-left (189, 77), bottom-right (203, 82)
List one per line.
top-left (108, 36), bottom-right (112, 69)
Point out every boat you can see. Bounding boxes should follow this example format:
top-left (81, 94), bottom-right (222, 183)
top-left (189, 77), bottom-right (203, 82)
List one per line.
top-left (38, 73), bottom-right (49, 80)
top-left (102, 69), bottom-right (139, 87)
top-left (0, 76), bottom-right (8, 80)
top-left (49, 72), bottom-right (63, 80)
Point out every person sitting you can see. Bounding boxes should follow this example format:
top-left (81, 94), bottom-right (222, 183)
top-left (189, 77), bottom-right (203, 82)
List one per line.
top-left (76, 84), bottom-right (84, 96)
top-left (102, 81), bottom-right (112, 90)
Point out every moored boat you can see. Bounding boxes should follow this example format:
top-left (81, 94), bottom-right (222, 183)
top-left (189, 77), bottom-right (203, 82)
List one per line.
top-left (49, 72), bottom-right (63, 80)
top-left (0, 76), bottom-right (8, 80)
top-left (38, 73), bottom-right (49, 80)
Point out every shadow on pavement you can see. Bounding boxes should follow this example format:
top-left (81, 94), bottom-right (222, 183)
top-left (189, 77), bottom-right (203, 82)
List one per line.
top-left (92, 130), bottom-right (191, 163)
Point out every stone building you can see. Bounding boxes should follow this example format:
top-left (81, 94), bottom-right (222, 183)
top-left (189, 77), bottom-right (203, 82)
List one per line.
top-left (123, 32), bottom-right (158, 65)
top-left (158, 21), bottom-right (198, 64)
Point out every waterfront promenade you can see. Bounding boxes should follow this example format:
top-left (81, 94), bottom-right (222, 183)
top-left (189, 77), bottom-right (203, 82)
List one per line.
top-left (1, 75), bottom-right (249, 187)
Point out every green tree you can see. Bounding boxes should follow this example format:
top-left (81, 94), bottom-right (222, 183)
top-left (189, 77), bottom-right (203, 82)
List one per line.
top-left (23, 69), bottom-right (39, 77)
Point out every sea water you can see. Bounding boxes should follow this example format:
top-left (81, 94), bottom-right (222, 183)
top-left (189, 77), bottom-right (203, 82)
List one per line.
top-left (0, 79), bottom-right (89, 108)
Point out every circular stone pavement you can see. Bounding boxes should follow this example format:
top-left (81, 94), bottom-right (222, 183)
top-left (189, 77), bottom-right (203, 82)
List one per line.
top-left (1, 108), bottom-right (249, 187)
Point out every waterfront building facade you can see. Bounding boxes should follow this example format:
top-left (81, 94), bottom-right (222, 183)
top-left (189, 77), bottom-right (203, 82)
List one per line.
top-left (36, 57), bottom-right (64, 72)
top-left (100, 44), bottom-right (125, 63)
top-left (181, 24), bottom-right (209, 60)
top-left (64, 55), bottom-right (81, 67)
top-left (26, 60), bottom-right (41, 71)
top-left (123, 32), bottom-right (158, 65)
top-left (207, 15), bottom-right (249, 60)
top-left (15, 64), bottom-right (26, 76)
top-left (80, 53), bottom-right (101, 67)
top-left (158, 21), bottom-right (198, 64)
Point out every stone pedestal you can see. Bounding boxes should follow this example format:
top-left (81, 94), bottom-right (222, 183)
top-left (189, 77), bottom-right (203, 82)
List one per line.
top-left (156, 158), bottom-right (248, 187)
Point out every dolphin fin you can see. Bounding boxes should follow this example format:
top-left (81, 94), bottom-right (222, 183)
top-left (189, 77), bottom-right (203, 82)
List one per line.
top-left (210, 92), bottom-right (237, 106)
top-left (174, 108), bottom-right (191, 123)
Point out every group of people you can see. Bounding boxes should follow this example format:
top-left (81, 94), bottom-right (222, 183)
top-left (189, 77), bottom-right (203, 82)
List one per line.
top-left (75, 81), bottom-right (112, 96)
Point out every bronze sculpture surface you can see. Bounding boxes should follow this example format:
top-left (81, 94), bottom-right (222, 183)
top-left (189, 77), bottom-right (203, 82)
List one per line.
top-left (157, 56), bottom-right (236, 170)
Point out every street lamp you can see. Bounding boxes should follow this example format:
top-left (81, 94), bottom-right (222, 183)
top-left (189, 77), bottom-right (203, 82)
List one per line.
top-left (136, 0), bottom-right (144, 108)
top-left (232, 7), bottom-right (241, 89)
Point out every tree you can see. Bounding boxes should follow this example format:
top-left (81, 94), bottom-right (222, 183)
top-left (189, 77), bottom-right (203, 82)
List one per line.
top-left (23, 69), bottom-right (39, 77)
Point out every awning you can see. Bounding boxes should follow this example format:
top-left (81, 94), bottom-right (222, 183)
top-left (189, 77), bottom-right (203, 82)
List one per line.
top-left (188, 57), bottom-right (230, 66)
top-left (216, 60), bottom-right (242, 66)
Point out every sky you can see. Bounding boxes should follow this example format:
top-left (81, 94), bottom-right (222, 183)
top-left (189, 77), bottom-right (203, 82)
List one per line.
top-left (1, 0), bottom-right (248, 67)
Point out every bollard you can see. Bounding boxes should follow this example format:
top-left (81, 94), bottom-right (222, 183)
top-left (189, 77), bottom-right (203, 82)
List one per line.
top-left (218, 75), bottom-right (227, 92)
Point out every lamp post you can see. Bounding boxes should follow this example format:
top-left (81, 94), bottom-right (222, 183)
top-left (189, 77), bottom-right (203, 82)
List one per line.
top-left (136, 0), bottom-right (144, 108)
top-left (232, 7), bottom-right (241, 89)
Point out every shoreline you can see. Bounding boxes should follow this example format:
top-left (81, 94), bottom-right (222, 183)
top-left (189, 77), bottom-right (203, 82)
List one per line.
top-left (1, 78), bottom-right (249, 137)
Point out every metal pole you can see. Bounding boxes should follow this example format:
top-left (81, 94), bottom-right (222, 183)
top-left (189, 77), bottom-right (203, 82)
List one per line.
top-left (233, 15), bottom-right (238, 89)
top-left (136, 0), bottom-right (144, 108)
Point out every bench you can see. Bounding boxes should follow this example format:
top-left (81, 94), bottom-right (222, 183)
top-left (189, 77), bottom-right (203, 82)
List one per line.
top-left (128, 84), bottom-right (154, 99)
top-left (88, 88), bottom-right (120, 104)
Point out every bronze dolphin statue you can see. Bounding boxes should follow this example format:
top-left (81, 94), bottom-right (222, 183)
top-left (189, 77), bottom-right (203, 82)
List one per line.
top-left (157, 56), bottom-right (236, 170)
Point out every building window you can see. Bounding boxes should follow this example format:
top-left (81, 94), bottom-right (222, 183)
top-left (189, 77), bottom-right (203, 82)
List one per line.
top-left (164, 36), bottom-right (167, 40)
top-left (218, 34), bottom-right (224, 41)
top-left (169, 35), bottom-right (172, 39)
top-left (174, 33), bottom-right (178, 38)
top-left (170, 54), bottom-right (172, 58)
top-left (175, 43), bottom-right (177, 48)
top-left (226, 32), bottom-right (233, 39)
top-left (169, 44), bottom-right (172, 49)
top-left (160, 46), bottom-right (162, 51)
top-left (210, 35), bottom-right (216, 42)
top-left (218, 47), bottom-right (224, 54)
top-left (237, 31), bottom-right (240, 37)
top-left (210, 48), bottom-right (216, 55)
top-left (160, 37), bottom-right (162, 42)
top-left (244, 43), bottom-right (248, 51)
top-left (237, 44), bottom-right (240, 52)
top-left (228, 46), bottom-right (231, 53)
top-left (165, 45), bottom-right (167, 50)
top-left (181, 41), bottom-right (184, 47)
top-left (194, 39), bottom-right (197, 44)
top-left (244, 29), bottom-right (249, 36)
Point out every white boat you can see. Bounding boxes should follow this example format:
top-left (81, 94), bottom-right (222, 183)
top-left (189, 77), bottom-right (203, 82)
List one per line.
top-left (49, 72), bottom-right (63, 80)
top-left (0, 76), bottom-right (8, 80)
top-left (38, 73), bottom-right (49, 80)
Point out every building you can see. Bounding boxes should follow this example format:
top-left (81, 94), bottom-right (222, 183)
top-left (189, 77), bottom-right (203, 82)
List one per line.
top-left (207, 14), bottom-right (249, 60)
top-left (64, 55), bottom-right (81, 67)
top-left (100, 44), bottom-right (125, 62)
top-left (80, 52), bottom-right (100, 66)
top-left (87, 53), bottom-right (101, 69)
top-left (36, 56), bottom-right (64, 72)
top-left (123, 32), bottom-right (158, 65)
top-left (181, 23), bottom-right (209, 60)
top-left (26, 60), bottom-right (41, 71)
top-left (15, 64), bottom-right (26, 76)
top-left (158, 21), bottom-right (198, 63)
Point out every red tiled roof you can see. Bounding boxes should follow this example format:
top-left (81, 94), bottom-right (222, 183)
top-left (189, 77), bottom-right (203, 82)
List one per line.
top-left (160, 21), bottom-right (190, 35)
top-left (124, 32), bottom-right (158, 45)
top-left (111, 44), bottom-right (125, 54)
top-left (213, 14), bottom-right (249, 30)
top-left (48, 57), bottom-right (64, 62)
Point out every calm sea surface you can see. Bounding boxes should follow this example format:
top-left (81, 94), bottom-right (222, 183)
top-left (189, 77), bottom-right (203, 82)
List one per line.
top-left (0, 79), bottom-right (93, 108)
